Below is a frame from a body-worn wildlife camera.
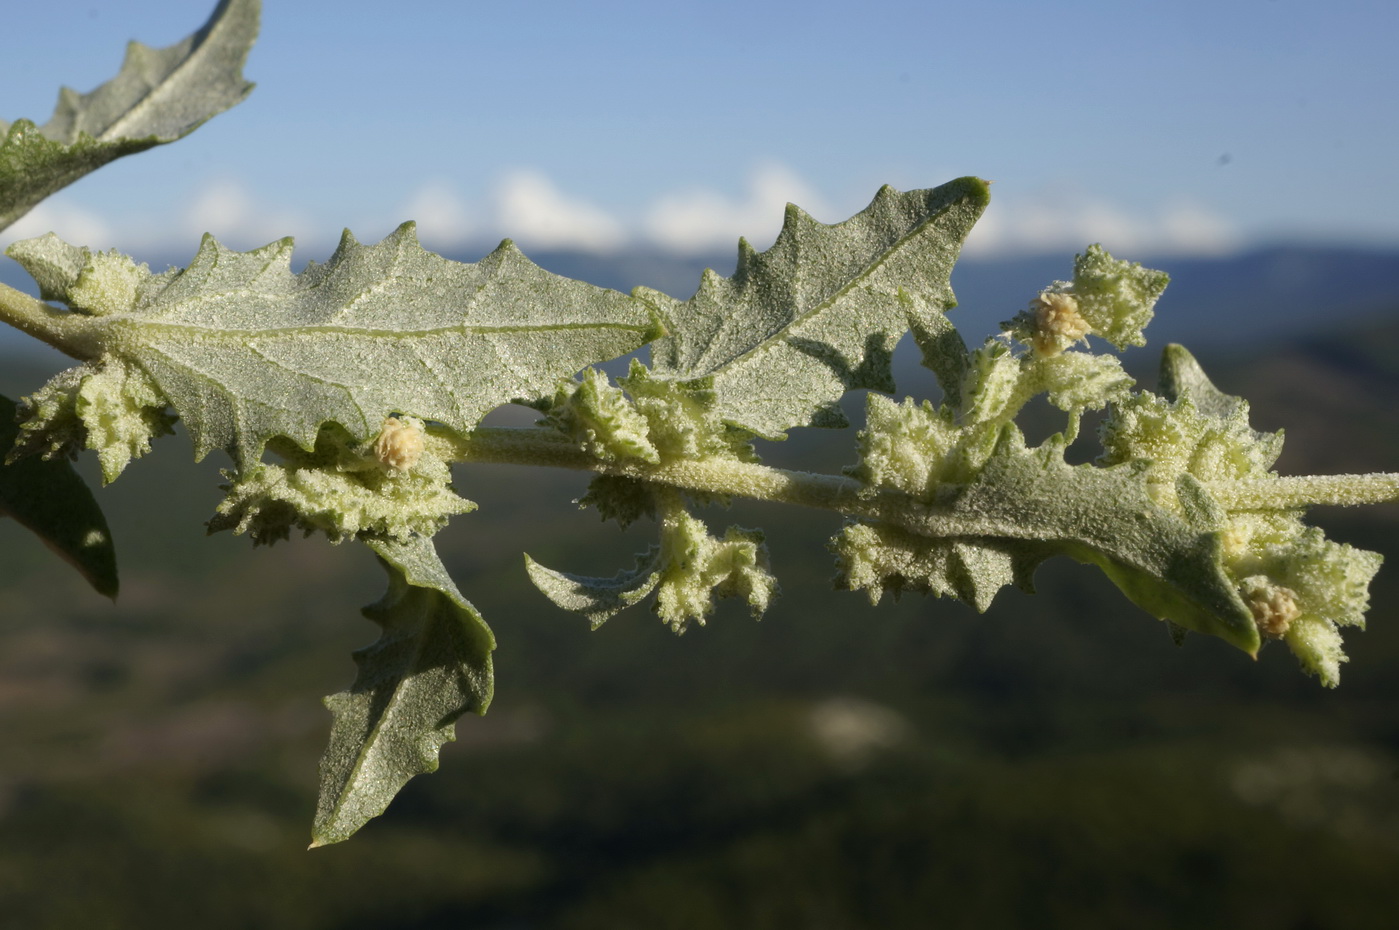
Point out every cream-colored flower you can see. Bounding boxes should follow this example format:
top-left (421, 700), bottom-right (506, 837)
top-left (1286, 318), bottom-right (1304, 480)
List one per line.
top-left (373, 416), bottom-right (425, 471)
top-left (1029, 292), bottom-right (1091, 357)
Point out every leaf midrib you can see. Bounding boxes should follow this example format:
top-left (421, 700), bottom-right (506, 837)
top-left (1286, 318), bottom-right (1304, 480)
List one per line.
top-left (676, 198), bottom-right (957, 380)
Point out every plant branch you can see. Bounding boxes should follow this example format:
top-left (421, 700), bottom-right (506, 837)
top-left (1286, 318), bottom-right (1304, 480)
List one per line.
top-left (0, 282), bottom-right (99, 359)
top-left (1206, 473), bottom-right (1399, 510)
top-left (444, 426), bottom-right (1399, 526)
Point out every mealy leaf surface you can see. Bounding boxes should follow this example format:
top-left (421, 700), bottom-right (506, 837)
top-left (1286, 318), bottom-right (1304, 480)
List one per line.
top-left (312, 535), bottom-right (494, 847)
top-left (639, 178), bottom-right (989, 438)
top-left (524, 547), bottom-right (661, 629)
top-left (845, 426), bottom-right (1260, 652)
top-left (13, 225), bottom-right (660, 467)
top-left (0, 0), bottom-right (258, 232)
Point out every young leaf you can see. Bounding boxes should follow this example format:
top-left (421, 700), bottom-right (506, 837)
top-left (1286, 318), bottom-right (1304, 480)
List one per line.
top-left (524, 547), bottom-right (662, 629)
top-left (0, 0), bottom-right (259, 232)
top-left (639, 178), bottom-right (989, 439)
top-left (312, 536), bottom-right (494, 847)
top-left (0, 394), bottom-right (117, 597)
top-left (833, 522), bottom-right (1040, 613)
top-left (845, 421), bottom-right (1260, 652)
top-left (8, 225), bottom-right (660, 467)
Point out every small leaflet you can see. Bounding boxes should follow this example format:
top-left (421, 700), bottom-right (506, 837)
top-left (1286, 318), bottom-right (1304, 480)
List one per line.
top-left (524, 547), bottom-right (662, 630)
top-left (0, 394), bottom-right (118, 597)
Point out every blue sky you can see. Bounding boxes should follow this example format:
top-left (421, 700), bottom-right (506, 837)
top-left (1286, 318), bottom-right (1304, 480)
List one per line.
top-left (4, 0), bottom-right (1398, 263)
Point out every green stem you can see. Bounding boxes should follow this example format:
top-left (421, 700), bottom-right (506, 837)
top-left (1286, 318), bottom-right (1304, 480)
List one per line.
top-left (444, 426), bottom-right (1399, 524)
top-left (443, 426), bottom-right (865, 512)
top-left (1207, 473), bottom-right (1399, 510)
top-left (0, 282), bottom-right (99, 359)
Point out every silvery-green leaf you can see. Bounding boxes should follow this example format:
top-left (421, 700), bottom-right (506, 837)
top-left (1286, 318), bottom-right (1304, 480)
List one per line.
top-left (0, 394), bottom-right (117, 597)
top-left (312, 535), bottom-right (494, 847)
top-left (639, 179), bottom-right (989, 439)
top-left (1159, 342), bottom-right (1250, 419)
top-left (907, 310), bottom-right (970, 408)
top-left (959, 431), bottom-right (1257, 652)
top-left (524, 547), bottom-right (662, 629)
top-left (0, 0), bottom-right (258, 232)
top-left (848, 425), bottom-right (1259, 653)
top-left (10, 225), bottom-right (660, 467)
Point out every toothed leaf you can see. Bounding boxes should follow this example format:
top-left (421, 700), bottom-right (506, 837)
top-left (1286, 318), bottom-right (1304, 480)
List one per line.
top-left (848, 421), bottom-right (1259, 652)
top-left (0, 0), bottom-right (259, 232)
top-left (312, 535), bottom-right (494, 847)
top-left (9, 225), bottom-right (660, 467)
top-left (639, 178), bottom-right (988, 439)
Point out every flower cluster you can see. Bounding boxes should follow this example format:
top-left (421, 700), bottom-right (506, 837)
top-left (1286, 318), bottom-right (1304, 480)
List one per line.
top-left (209, 418), bottom-right (473, 546)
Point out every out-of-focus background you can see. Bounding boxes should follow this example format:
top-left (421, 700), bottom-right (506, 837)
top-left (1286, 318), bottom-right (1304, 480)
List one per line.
top-left (2, 2), bottom-right (1398, 927)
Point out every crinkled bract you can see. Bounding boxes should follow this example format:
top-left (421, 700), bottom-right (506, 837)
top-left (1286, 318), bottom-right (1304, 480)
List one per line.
top-left (1064, 244), bottom-right (1169, 350)
top-left (654, 512), bottom-right (777, 632)
top-left (547, 367), bottom-right (659, 465)
top-left (547, 361), bottom-right (756, 468)
top-left (831, 521), bottom-right (1026, 613)
top-left (13, 357), bottom-right (175, 483)
top-left (209, 425), bottom-right (473, 545)
top-left (67, 250), bottom-right (148, 316)
top-left (1003, 245), bottom-right (1168, 353)
top-left (1099, 390), bottom-right (1283, 509)
top-left (1238, 528), bottom-right (1382, 686)
top-left (1100, 346), bottom-right (1384, 684)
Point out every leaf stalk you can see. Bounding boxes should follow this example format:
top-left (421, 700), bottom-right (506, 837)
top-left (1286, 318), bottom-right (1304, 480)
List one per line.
top-left (0, 282), bottom-right (102, 359)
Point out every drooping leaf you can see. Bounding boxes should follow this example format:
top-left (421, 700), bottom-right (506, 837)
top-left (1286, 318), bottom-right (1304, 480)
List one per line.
top-left (312, 535), bottom-right (494, 847)
top-left (524, 547), bottom-right (662, 629)
top-left (0, 394), bottom-right (117, 597)
top-left (8, 225), bottom-right (661, 467)
top-left (0, 0), bottom-right (259, 232)
top-left (843, 424), bottom-right (1260, 653)
top-left (639, 178), bottom-right (989, 439)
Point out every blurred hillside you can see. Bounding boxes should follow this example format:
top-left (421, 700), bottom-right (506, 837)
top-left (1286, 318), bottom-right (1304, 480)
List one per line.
top-left (0, 269), bottom-right (1396, 927)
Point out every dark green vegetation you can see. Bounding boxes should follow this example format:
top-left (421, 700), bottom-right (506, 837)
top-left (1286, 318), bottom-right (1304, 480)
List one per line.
top-left (1, 315), bottom-right (1397, 928)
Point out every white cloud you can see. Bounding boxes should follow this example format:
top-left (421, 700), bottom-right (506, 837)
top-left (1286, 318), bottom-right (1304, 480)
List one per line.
top-left (1, 170), bottom-right (1246, 271)
top-left (643, 164), bottom-right (833, 253)
top-left (179, 178), bottom-right (319, 252)
top-left (1157, 203), bottom-right (1243, 255)
top-left (963, 191), bottom-right (1243, 258)
top-left (0, 198), bottom-right (114, 252)
top-left (398, 180), bottom-right (474, 251)
top-left (493, 170), bottom-right (626, 253)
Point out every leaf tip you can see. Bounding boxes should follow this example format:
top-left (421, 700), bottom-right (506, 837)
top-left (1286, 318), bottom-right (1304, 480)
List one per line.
top-left (962, 176), bottom-right (993, 207)
top-left (387, 220), bottom-right (419, 245)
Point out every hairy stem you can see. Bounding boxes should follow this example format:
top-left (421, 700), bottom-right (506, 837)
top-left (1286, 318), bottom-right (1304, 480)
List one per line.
top-left (441, 426), bottom-right (864, 511)
top-left (444, 426), bottom-right (1399, 526)
top-left (1207, 473), bottom-right (1399, 510)
top-left (0, 283), bottom-right (101, 359)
